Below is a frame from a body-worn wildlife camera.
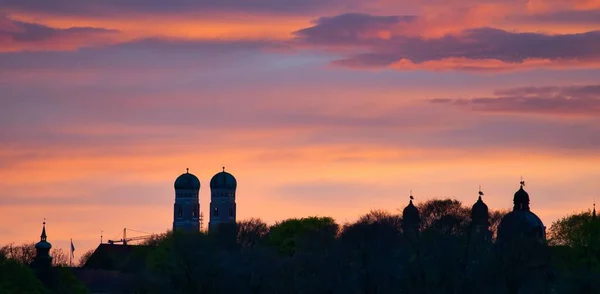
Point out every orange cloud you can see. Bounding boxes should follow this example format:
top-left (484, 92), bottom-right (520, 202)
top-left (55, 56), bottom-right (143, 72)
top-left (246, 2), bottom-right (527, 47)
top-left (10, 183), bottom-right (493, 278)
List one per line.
top-left (7, 11), bottom-right (310, 41)
top-left (388, 57), bottom-right (600, 72)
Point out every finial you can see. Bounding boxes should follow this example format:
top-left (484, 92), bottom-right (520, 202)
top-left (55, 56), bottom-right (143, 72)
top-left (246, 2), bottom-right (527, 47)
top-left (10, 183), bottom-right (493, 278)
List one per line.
top-left (478, 185), bottom-right (484, 198)
top-left (520, 176), bottom-right (525, 188)
top-left (594, 196), bottom-right (597, 218)
top-left (222, 166), bottom-right (225, 172)
top-left (409, 190), bottom-right (414, 202)
top-left (186, 168), bottom-right (189, 173)
top-left (41, 219), bottom-right (47, 241)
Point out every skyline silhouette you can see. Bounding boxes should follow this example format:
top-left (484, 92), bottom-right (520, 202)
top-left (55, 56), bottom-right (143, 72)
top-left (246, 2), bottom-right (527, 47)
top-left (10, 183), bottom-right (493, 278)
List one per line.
top-left (2, 0), bottom-right (600, 262)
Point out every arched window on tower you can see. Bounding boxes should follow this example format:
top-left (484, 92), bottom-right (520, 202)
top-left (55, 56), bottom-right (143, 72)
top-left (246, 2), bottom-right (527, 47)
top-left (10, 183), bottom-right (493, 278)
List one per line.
top-left (213, 207), bottom-right (219, 217)
top-left (177, 205), bottom-right (183, 218)
top-left (192, 206), bottom-right (197, 218)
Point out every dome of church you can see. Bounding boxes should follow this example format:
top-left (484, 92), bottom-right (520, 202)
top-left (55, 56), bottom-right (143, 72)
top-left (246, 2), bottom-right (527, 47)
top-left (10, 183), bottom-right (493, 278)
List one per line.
top-left (497, 183), bottom-right (546, 243)
top-left (35, 240), bottom-right (52, 249)
top-left (210, 168), bottom-right (237, 189)
top-left (403, 199), bottom-right (420, 225)
top-left (471, 196), bottom-right (489, 222)
top-left (174, 170), bottom-right (200, 190)
top-left (497, 210), bottom-right (545, 241)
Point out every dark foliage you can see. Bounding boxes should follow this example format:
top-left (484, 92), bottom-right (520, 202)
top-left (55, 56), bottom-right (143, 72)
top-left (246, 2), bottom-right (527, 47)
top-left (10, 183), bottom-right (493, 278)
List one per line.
top-left (126, 199), bottom-right (600, 294)
top-left (3, 199), bottom-right (599, 294)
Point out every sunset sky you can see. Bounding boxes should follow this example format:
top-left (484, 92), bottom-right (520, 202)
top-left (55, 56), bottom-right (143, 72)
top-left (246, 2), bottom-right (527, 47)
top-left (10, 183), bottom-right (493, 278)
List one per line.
top-left (2, 0), bottom-right (600, 256)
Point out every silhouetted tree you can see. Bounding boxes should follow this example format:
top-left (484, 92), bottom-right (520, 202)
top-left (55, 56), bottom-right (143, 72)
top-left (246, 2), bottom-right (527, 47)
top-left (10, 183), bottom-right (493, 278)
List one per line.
top-left (0, 243), bottom-right (36, 265)
top-left (77, 249), bottom-right (94, 267)
top-left (490, 209), bottom-right (508, 240)
top-left (51, 248), bottom-right (69, 267)
top-left (0, 257), bottom-right (47, 294)
top-left (418, 199), bottom-right (470, 231)
top-left (109, 200), bottom-right (600, 294)
top-left (237, 218), bottom-right (269, 248)
top-left (268, 216), bottom-right (338, 255)
top-left (548, 210), bottom-right (598, 247)
top-left (547, 210), bottom-right (600, 292)
top-left (141, 232), bottom-right (170, 247)
top-left (338, 210), bottom-right (408, 294)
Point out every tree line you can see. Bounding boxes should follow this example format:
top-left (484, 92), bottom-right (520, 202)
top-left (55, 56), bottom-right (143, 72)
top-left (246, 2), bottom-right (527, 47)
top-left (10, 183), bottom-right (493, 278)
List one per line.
top-left (1, 198), bottom-right (599, 293)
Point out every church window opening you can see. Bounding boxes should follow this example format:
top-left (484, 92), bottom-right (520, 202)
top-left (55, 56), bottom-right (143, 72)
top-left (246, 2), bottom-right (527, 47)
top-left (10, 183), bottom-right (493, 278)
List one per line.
top-left (177, 206), bottom-right (183, 218)
top-left (213, 207), bottom-right (219, 217)
top-left (192, 207), bottom-right (197, 217)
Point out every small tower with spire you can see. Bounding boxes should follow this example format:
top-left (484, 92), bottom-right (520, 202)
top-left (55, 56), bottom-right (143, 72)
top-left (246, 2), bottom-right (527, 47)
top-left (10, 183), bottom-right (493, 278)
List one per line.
top-left (31, 220), bottom-right (52, 268)
top-left (471, 187), bottom-right (492, 241)
top-left (402, 191), bottom-right (421, 241)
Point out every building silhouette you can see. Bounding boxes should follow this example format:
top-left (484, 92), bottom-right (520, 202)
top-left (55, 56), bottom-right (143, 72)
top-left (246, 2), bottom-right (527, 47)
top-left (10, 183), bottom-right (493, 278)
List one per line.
top-left (402, 193), bottom-right (420, 242)
top-left (209, 167), bottom-right (237, 232)
top-left (471, 188), bottom-right (492, 241)
top-left (173, 169), bottom-right (200, 232)
top-left (31, 221), bottom-right (52, 269)
top-left (497, 181), bottom-right (546, 245)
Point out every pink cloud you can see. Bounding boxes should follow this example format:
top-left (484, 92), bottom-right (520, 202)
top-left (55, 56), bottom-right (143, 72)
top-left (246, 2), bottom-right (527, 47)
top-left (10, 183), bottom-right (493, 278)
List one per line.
top-left (294, 14), bottom-right (600, 71)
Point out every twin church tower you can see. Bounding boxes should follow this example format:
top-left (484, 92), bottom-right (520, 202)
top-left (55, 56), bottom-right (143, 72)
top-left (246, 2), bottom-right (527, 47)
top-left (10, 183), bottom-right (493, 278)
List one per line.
top-left (173, 168), bottom-right (237, 232)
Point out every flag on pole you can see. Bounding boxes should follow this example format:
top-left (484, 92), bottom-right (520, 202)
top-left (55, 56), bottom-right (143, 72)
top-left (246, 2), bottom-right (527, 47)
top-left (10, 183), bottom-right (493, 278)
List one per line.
top-left (70, 239), bottom-right (75, 258)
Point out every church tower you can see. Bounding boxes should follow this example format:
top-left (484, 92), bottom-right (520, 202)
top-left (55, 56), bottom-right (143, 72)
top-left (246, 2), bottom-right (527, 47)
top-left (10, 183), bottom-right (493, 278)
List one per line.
top-left (31, 221), bottom-right (52, 268)
top-left (471, 188), bottom-right (492, 241)
top-left (209, 167), bottom-right (237, 232)
top-left (402, 193), bottom-right (420, 242)
top-left (497, 180), bottom-right (546, 244)
top-left (173, 169), bottom-right (200, 232)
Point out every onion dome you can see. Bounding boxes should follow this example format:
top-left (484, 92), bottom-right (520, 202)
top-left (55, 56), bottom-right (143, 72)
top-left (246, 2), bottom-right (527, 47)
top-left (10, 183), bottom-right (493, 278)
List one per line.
top-left (471, 190), bottom-right (489, 225)
top-left (403, 195), bottom-right (420, 226)
top-left (174, 168), bottom-right (200, 190)
top-left (210, 167), bottom-right (237, 189)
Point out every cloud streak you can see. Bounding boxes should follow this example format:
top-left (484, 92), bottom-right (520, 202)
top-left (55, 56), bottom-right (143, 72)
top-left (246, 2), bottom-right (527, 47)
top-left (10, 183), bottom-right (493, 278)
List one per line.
top-left (0, 15), bottom-right (118, 51)
top-left (0, 37), bottom-right (287, 71)
top-left (294, 13), bottom-right (600, 71)
top-left (431, 84), bottom-right (600, 116)
top-left (1, 0), bottom-right (349, 16)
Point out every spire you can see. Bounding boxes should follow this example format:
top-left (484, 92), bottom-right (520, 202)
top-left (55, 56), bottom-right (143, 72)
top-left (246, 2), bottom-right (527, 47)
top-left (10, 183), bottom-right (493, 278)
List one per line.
top-left (41, 220), bottom-right (47, 242)
top-left (186, 168), bottom-right (189, 173)
top-left (222, 166), bottom-right (225, 172)
top-left (593, 197), bottom-right (596, 219)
